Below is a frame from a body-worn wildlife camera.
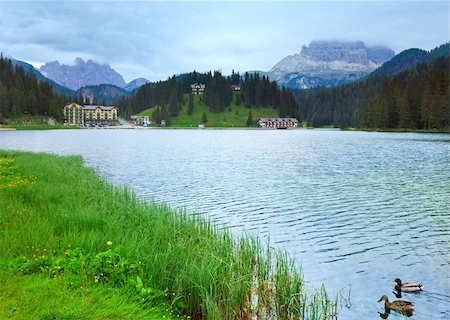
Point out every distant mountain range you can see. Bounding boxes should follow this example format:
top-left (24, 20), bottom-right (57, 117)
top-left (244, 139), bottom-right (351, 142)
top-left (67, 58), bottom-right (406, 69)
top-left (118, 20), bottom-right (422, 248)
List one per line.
top-left (5, 40), bottom-right (447, 104)
top-left (39, 58), bottom-right (150, 92)
top-left (266, 41), bottom-right (395, 89)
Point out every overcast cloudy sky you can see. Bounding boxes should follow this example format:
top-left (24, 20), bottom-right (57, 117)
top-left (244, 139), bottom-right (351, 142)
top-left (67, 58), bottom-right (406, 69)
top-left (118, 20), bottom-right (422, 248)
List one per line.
top-left (0, 1), bottom-right (448, 82)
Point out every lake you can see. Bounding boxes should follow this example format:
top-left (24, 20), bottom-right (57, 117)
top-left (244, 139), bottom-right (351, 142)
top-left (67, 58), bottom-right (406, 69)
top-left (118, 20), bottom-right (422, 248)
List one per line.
top-left (1, 129), bottom-right (449, 319)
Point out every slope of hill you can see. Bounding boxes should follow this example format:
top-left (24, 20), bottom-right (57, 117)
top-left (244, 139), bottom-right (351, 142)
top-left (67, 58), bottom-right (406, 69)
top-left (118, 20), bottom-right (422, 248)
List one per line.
top-left (369, 42), bottom-right (449, 78)
top-left (137, 94), bottom-right (279, 127)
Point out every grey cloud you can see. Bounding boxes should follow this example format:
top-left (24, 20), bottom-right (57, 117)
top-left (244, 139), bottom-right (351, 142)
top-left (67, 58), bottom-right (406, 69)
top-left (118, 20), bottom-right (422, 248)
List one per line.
top-left (0, 1), bottom-right (448, 82)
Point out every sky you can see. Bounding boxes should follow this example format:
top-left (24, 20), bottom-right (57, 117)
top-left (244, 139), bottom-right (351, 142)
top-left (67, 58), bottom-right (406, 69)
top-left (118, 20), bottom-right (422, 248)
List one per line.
top-left (0, 1), bottom-right (448, 83)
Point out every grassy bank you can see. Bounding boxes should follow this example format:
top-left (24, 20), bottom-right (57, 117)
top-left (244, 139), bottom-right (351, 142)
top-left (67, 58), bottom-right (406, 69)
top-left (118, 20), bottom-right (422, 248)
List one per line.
top-left (2, 124), bottom-right (80, 130)
top-left (0, 151), bottom-right (336, 319)
top-left (138, 94), bottom-right (279, 127)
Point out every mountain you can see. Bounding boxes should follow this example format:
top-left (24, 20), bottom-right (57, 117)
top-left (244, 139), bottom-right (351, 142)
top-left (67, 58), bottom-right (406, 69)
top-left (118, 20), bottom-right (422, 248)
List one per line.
top-left (368, 42), bottom-right (449, 78)
top-left (125, 78), bottom-right (151, 91)
top-left (76, 84), bottom-right (131, 104)
top-left (10, 58), bottom-right (75, 96)
top-left (292, 42), bottom-right (449, 130)
top-left (268, 41), bottom-right (395, 89)
top-left (40, 58), bottom-right (127, 90)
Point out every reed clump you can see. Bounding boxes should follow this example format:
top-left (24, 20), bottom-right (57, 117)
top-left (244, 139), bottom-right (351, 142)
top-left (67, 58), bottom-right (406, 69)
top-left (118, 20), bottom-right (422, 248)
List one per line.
top-left (0, 150), bottom-right (337, 319)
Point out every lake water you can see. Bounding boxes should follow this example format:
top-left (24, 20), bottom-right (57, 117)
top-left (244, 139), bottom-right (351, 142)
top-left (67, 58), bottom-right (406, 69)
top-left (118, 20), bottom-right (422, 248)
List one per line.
top-left (1, 129), bottom-right (449, 319)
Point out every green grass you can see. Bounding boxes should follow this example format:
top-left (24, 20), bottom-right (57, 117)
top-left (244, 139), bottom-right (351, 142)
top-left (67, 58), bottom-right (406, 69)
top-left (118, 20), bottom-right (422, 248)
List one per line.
top-left (137, 94), bottom-right (279, 127)
top-left (2, 124), bottom-right (80, 130)
top-left (0, 151), bottom-right (336, 319)
top-left (0, 114), bottom-right (79, 130)
top-left (0, 270), bottom-right (171, 320)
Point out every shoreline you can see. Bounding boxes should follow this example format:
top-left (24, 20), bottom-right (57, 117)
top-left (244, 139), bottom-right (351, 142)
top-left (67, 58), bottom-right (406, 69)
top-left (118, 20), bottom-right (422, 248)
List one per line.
top-left (2, 124), bottom-right (449, 133)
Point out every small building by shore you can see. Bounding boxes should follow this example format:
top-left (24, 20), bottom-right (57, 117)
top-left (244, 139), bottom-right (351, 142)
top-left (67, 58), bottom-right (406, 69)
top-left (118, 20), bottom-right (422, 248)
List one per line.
top-left (258, 118), bottom-right (298, 129)
top-left (130, 115), bottom-right (151, 127)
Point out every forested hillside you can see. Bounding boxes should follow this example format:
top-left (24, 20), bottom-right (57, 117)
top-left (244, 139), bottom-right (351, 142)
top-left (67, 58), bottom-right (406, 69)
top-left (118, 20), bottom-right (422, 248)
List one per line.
top-left (294, 45), bottom-right (449, 130)
top-left (0, 54), bottom-right (68, 122)
top-left (115, 71), bottom-right (299, 120)
top-left (368, 42), bottom-right (448, 79)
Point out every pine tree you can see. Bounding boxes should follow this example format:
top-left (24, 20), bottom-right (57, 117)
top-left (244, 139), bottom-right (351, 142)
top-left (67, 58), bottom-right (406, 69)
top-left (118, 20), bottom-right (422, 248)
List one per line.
top-left (187, 93), bottom-right (194, 115)
top-left (152, 106), bottom-right (161, 125)
top-left (169, 89), bottom-right (180, 117)
top-left (235, 93), bottom-right (241, 106)
top-left (420, 78), bottom-right (432, 129)
top-left (246, 111), bottom-right (253, 127)
top-left (396, 89), bottom-right (413, 129)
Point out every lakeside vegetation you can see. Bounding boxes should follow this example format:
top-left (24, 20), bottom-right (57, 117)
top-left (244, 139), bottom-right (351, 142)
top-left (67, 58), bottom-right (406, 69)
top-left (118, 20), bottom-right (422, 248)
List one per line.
top-left (0, 150), bottom-right (336, 319)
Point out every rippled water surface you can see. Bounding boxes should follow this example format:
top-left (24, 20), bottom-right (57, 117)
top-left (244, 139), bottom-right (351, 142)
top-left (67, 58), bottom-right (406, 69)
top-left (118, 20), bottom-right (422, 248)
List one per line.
top-left (1, 129), bottom-right (449, 319)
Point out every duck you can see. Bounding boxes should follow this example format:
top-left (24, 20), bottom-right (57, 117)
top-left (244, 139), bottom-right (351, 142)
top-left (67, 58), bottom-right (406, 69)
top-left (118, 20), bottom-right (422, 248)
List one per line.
top-left (378, 295), bottom-right (414, 316)
top-left (394, 278), bottom-right (423, 292)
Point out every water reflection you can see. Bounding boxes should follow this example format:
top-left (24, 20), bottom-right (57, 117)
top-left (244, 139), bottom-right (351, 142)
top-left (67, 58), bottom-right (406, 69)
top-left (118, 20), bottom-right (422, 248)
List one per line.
top-left (378, 307), bottom-right (414, 318)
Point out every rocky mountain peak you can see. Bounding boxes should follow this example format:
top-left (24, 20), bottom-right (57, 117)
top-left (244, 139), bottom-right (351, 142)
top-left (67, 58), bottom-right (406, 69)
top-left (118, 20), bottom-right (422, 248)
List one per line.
top-left (40, 58), bottom-right (127, 90)
top-left (300, 40), bottom-right (370, 65)
top-left (268, 40), bottom-right (395, 89)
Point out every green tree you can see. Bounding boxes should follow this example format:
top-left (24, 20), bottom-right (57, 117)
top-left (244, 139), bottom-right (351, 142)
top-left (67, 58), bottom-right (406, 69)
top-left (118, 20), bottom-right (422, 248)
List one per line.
top-left (246, 111), bottom-right (253, 127)
top-left (396, 89), bottom-right (413, 129)
top-left (235, 93), bottom-right (241, 106)
top-left (187, 94), bottom-right (194, 115)
top-left (162, 105), bottom-right (171, 126)
top-left (169, 90), bottom-right (180, 117)
top-left (201, 112), bottom-right (208, 124)
top-left (420, 79), bottom-right (432, 129)
top-left (152, 107), bottom-right (162, 125)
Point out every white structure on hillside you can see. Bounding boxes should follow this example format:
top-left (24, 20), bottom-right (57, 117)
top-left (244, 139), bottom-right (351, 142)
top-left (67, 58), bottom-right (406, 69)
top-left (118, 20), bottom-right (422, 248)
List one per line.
top-left (191, 83), bottom-right (205, 94)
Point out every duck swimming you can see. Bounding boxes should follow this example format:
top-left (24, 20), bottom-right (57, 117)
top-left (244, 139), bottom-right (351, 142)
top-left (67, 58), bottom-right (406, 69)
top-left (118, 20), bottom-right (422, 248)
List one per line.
top-left (378, 295), bottom-right (414, 316)
top-left (394, 278), bottom-right (423, 292)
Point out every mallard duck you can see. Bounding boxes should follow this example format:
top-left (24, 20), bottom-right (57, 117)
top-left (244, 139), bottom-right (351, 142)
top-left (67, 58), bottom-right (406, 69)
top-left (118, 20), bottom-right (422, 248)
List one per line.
top-left (394, 278), bottom-right (423, 292)
top-left (378, 295), bottom-right (414, 315)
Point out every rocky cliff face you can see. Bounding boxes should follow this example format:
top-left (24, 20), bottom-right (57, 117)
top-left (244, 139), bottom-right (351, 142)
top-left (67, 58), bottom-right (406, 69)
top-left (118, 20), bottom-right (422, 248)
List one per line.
top-left (268, 41), bottom-right (395, 89)
top-left (40, 58), bottom-right (127, 90)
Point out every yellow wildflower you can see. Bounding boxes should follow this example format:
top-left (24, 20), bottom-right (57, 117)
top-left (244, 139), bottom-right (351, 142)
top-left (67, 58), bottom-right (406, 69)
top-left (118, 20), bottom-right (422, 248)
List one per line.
top-left (106, 240), bottom-right (113, 246)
